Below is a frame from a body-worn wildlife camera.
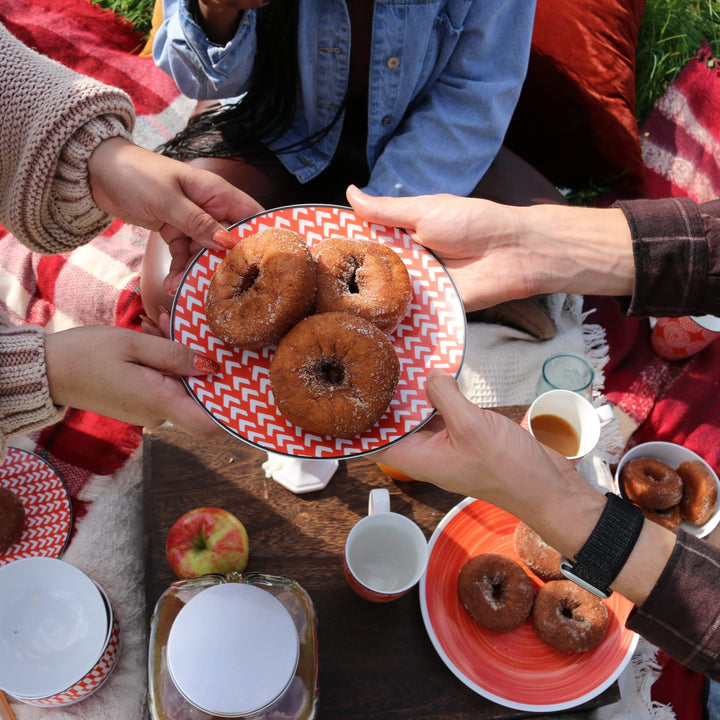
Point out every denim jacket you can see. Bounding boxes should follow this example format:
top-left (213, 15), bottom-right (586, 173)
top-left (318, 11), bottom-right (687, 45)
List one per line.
top-left (154, 0), bottom-right (536, 197)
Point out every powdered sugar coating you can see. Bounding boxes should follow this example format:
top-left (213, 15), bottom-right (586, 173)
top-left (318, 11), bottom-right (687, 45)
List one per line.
top-left (205, 228), bottom-right (317, 348)
top-left (514, 522), bottom-right (564, 581)
top-left (312, 237), bottom-right (412, 333)
top-left (532, 580), bottom-right (608, 654)
top-left (269, 312), bottom-right (400, 437)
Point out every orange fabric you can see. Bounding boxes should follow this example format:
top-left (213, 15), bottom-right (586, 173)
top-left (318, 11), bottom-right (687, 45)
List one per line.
top-left (139, 0), bottom-right (163, 56)
top-left (506, 0), bottom-right (646, 188)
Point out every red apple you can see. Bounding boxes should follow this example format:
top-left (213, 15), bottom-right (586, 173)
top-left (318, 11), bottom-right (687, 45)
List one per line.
top-left (166, 507), bottom-right (249, 578)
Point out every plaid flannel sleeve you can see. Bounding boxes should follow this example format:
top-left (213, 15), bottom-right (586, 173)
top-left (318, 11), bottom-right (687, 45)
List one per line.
top-left (627, 530), bottom-right (720, 681)
top-left (614, 197), bottom-right (720, 318)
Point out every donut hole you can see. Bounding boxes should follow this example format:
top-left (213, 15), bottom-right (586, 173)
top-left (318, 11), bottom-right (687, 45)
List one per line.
top-left (318, 358), bottom-right (345, 386)
top-left (487, 576), bottom-right (505, 602)
top-left (645, 467), bottom-right (670, 484)
top-left (560, 599), bottom-right (579, 619)
top-left (233, 265), bottom-right (260, 297)
top-left (346, 257), bottom-right (361, 294)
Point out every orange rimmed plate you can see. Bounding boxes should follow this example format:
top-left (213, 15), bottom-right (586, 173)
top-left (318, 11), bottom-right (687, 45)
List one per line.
top-left (171, 205), bottom-right (465, 459)
top-left (420, 498), bottom-right (638, 712)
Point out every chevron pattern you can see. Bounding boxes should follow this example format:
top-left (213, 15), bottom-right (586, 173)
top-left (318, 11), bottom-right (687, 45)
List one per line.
top-left (172, 206), bottom-right (466, 458)
top-left (0, 447), bottom-right (71, 566)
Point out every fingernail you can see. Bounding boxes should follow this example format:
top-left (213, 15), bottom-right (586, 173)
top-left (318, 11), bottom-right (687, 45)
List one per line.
top-left (193, 354), bottom-right (220, 374)
top-left (159, 305), bottom-right (170, 316)
top-left (139, 314), bottom-right (158, 328)
top-left (213, 228), bottom-right (238, 249)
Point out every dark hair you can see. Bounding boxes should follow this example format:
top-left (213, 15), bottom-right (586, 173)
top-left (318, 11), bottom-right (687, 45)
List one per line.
top-left (159, 2), bottom-right (344, 161)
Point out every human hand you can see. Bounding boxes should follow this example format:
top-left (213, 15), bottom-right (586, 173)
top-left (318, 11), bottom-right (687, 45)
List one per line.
top-left (347, 185), bottom-right (537, 312)
top-left (88, 137), bottom-right (264, 294)
top-left (377, 372), bottom-right (674, 607)
top-left (45, 326), bottom-right (227, 439)
top-left (346, 185), bottom-right (634, 311)
top-left (373, 372), bottom-right (579, 520)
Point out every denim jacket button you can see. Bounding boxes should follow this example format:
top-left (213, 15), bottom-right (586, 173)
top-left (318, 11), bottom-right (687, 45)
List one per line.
top-left (381, 115), bottom-right (392, 127)
top-left (386, 56), bottom-right (401, 69)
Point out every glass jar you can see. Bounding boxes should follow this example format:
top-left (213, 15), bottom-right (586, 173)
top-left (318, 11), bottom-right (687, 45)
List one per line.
top-left (148, 572), bottom-right (318, 720)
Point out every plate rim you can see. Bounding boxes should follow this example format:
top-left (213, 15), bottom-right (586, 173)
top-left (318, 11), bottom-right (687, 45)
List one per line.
top-left (419, 497), bottom-right (639, 712)
top-left (0, 446), bottom-right (72, 566)
top-left (171, 203), bottom-right (467, 459)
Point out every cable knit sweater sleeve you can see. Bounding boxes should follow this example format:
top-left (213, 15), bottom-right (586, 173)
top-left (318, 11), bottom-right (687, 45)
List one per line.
top-left (0, 23), bottom-right (135, 252)
top-left (0, 24), bottom-right (136, 456)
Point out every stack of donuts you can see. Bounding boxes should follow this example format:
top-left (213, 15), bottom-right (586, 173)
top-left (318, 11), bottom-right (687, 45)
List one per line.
top-left (456, 522), bottom-right (608, 654)
top-left (205, 228), bottom-right (413, 438)
top-left (618, 457), bottom-right (718, 531)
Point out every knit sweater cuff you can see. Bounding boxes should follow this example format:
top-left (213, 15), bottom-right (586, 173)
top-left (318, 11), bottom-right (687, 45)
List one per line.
top-left (53, 114), bottom-right (132, 242)
top-left (0, 326), bottom-right (65, 455)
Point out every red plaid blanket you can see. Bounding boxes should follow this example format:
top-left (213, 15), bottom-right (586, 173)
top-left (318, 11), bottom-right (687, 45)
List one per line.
top-left (0, 0), bottom-right (185, 523)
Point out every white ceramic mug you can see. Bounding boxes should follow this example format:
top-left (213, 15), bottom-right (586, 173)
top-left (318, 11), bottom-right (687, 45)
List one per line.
top-left (526, 389), bottom-right (615, 465)
top-left (343, 489), bottom-right (428, 603)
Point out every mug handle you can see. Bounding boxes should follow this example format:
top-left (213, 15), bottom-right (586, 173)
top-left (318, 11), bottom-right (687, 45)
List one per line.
top-left (369, 488), bottom-right (391, 515)
top-left (595, 403), bottom-right (616, 427)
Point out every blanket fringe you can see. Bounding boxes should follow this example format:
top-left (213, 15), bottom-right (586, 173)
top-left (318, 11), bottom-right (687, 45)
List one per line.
top-left (595, 638), bottom-right (676, 720)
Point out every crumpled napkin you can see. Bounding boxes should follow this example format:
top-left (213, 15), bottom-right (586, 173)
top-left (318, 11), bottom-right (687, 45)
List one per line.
top-left (262, 452), bottom-right (339, 494)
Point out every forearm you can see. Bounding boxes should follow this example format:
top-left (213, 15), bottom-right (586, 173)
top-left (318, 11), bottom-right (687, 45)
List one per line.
top-left (513, 204), bottom-right (636, 298)
top-left (0, 325), bottom-right (65, 460)
top-left (495, 460), bottom-right (675, 607)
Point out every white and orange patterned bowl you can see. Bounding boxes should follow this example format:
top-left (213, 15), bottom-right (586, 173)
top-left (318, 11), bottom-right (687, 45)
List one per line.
top-left (0, 557), bottom-right (121, 706)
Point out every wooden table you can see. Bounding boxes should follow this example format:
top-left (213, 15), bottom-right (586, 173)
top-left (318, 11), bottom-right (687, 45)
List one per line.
top-left (143, 408), bottom-right (621, 719)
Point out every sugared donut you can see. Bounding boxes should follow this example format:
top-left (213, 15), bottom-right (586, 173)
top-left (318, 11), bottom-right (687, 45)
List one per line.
top-left (0, 487), bottom-right (25, 553)
top-left (312, 238), bottom-right (413, 333)
top-left (205, 228), bottom-right (317, 348)
top-left (269, 312), bottom-right (399, 437)
top-left (642, 505), bottom-right (682, 532)
top-left (619, 458), bottom-right (683, 509)
top-left (532, 580), bottom-right (608, 654)
top-left (678, 460), bottom-right (718, 526)
top-left (514, 522), bottom-right (564, 581)
top-left (457, 553), bottom-right (534, 632)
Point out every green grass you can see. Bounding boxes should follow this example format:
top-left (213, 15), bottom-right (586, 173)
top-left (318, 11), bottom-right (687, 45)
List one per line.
top-left (635, 0), bottom-right (720, 124)
top-left (93, 0), bottom-right (155, 37)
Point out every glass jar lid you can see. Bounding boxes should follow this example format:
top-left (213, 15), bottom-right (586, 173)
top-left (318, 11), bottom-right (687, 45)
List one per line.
top-left (167, 582), bottom-right (299, 717)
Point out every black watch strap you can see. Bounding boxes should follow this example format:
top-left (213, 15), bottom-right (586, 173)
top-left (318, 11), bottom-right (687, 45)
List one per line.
top-left (560, 492), bottom-right (645, 598)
